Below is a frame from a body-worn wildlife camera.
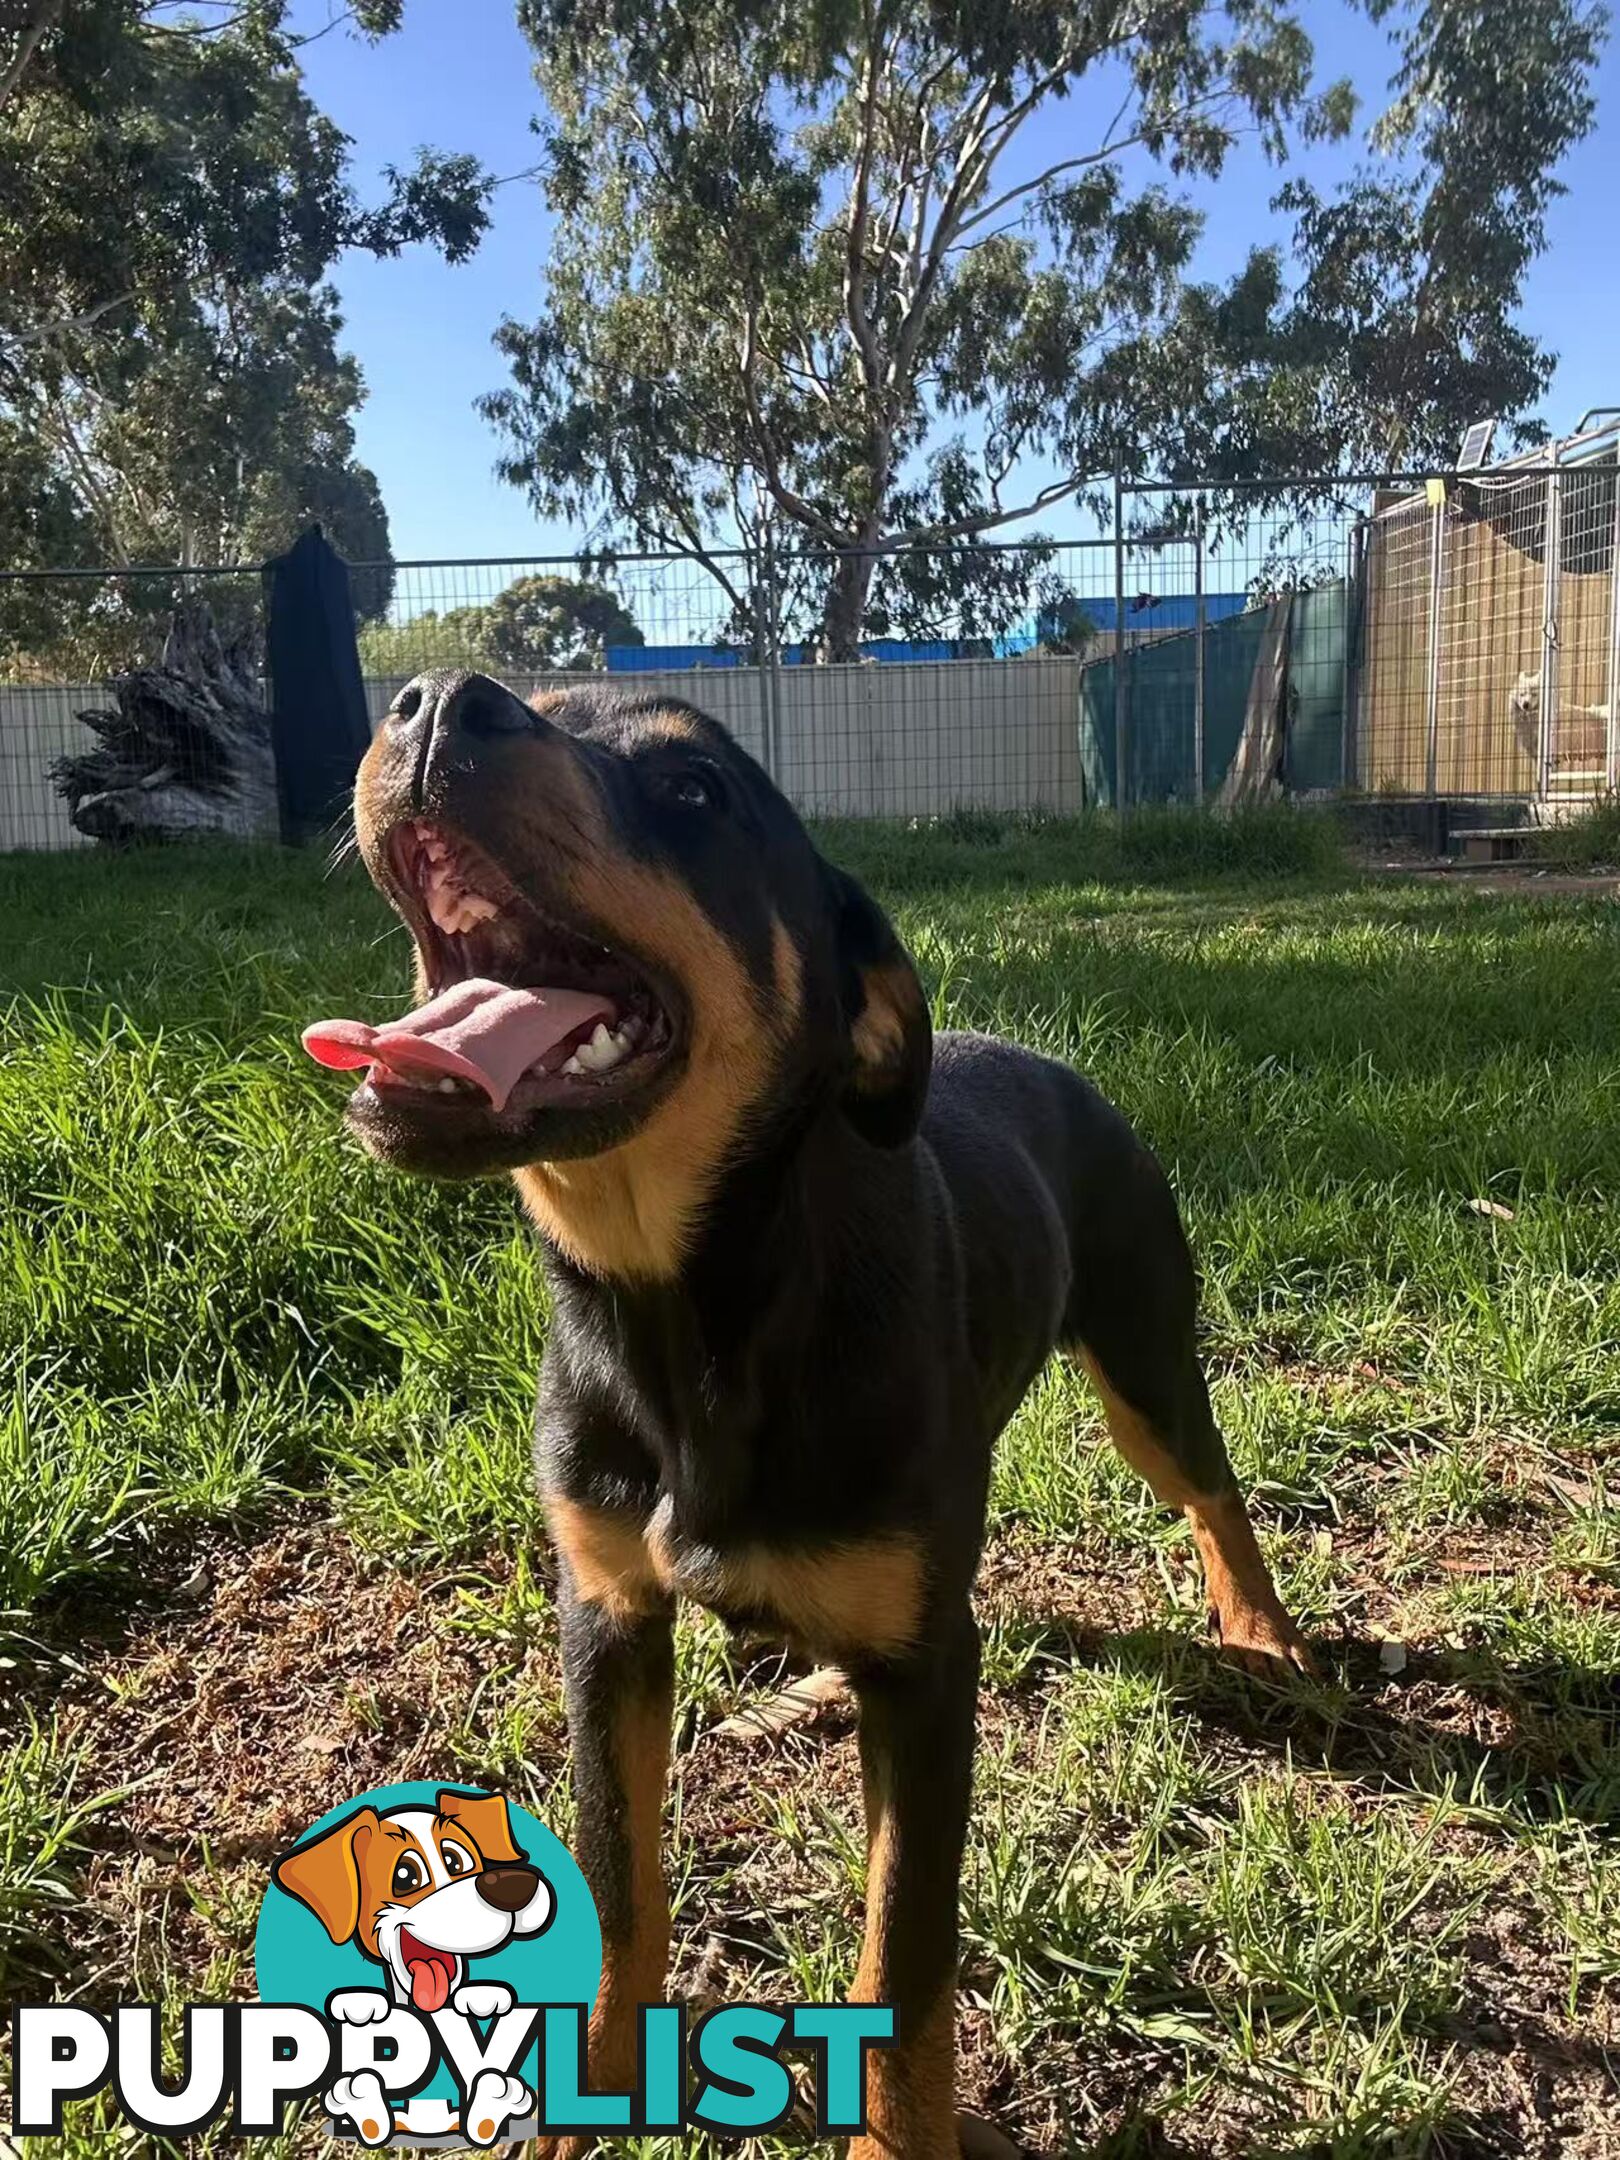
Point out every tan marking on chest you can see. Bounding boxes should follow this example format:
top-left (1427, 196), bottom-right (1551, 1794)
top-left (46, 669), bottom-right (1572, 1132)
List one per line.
top-left (549, 1497), bottom-right (925, 1658)
top-left (544, 1494), bottom-right (671, 1623)
top-left (656, 1507), bottom-right (925, 1657)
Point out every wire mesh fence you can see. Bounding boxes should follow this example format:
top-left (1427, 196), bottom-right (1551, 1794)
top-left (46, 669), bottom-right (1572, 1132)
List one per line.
top-left (2, 451), bottom-right (1617, 851)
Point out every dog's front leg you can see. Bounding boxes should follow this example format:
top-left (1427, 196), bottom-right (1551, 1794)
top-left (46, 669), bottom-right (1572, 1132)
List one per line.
top-left (532, 1563), bottom-right (674, 2160)
top-left (846, 1608), bottom-right (981, 2160)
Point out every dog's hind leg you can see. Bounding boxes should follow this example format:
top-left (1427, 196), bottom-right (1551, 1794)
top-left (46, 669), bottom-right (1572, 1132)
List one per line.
top-left (1064, 1149), bottom-right (1313, 1677)
top-left (1080, 1347), bottom-right (1313, 1675)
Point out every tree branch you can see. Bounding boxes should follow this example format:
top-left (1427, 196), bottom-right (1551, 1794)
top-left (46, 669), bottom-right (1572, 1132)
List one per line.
top-left (880, 470), bottom-right (1091, 551)
top-left (954, 91), bottom-right (1235, 243)
top-left (842, 0), bottom-right (888, 398)
top-left (0, 292), bottom-right (135, 351)
top-left (737, 297), bottom-right (845, 542)
top-left (0, 0), bottom-right (63, 110)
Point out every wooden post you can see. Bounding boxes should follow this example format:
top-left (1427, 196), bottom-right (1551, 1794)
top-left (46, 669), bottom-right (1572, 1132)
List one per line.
top-left (1540, 456), bottom-right (1562, 803)
top-left (1424, 490), bottom-right (1445, 797)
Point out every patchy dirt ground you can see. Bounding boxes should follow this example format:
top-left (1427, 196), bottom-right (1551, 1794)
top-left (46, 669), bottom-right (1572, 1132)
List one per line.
top-left (7, 1507), bottom-right (1616, 2157)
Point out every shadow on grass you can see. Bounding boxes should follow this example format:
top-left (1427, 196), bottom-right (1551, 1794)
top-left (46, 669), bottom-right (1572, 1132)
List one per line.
top-left (994, 1605), bottom-right (1620, 1832)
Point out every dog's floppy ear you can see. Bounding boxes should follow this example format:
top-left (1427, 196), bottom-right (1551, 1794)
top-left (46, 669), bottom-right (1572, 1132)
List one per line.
top-left (825, 864), bottom-right (931, 1148)
top-left (271, 1806), bottom-right (380, 1943)
top-left (436, 1788), bottom-right (525, 1866)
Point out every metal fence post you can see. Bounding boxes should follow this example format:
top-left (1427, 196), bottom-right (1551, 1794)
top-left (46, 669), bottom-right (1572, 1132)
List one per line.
top-left (753, 536), bottom-right (776, 782)
top-left (1193, 495), bottom-right (1206, 802)
top-left (1343, 519), bottom-right (1362, 790)
top-left (765, 535), bottom-right (784, 784)
top-left (1540, 451), bottom-right (1562, 803)
top-left (1424, 488), bottom-right (1445, 797)
top-left (1606, 467), bottom-right (1620, 793)
top-left (1113, 463), bottom-right (1128, 810)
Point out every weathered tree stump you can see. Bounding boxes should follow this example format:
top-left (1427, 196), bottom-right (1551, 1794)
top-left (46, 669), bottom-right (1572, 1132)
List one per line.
top-left (50, 602), bottom-right (278, 844)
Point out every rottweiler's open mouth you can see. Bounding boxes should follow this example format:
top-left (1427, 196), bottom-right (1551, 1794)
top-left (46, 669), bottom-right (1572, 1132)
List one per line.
top-left (303, 818), bottom-right (680, 1119)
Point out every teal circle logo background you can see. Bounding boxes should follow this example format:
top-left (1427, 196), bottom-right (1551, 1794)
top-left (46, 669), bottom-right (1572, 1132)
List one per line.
top-left (254, 1781), bottom-right (601, 2110)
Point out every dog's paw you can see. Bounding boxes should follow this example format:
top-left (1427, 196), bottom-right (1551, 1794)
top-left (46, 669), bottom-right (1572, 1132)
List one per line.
top-left (325, 2069), bottom-right (392, 2146)
top-left (451, 1979), bottom-right (516, 2020)
top-left (327, 1988), bottom-right (392, 2026)
top-left (461, 2068), bottom-right (533, 2147)
top-left (1208, 1598), bottom-right (1318, 1679)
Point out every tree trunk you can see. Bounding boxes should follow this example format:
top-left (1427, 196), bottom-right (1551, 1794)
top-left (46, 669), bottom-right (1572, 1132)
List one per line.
top-left (50, 599), bottom-right (278, 844)
top-left (821, 547), bottom-right (878, 661)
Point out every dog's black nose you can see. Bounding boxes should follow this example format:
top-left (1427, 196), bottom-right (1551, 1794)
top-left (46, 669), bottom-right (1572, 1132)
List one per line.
top-left (385, 669), bottom-right (536, 750)
top-left (475, 1864), bottom-right (541, 1912)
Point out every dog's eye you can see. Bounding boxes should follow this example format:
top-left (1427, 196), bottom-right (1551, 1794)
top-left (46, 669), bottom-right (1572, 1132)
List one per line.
top-left (391, 1854), bottom-right (426, 1897)
top-left (653, 766), bottom-right (719, 811)
top-left (441, 1841), bottom-right (474, 1878)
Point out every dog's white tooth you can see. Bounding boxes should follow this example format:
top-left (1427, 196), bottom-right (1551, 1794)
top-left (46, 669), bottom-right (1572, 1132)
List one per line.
top-left (561, 1053), bottom-right (584, 1075)
top-left (582, 1025), bottom-right (626, 1072)
top-left (620, 1013), bottom-right (644, 1043)
top-left (438, 1076), bottom-right (459, 1093)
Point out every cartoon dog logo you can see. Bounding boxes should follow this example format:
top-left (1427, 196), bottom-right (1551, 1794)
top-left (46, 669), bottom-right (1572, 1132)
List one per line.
top-left (272, 1788), bottom-right (555, 2146)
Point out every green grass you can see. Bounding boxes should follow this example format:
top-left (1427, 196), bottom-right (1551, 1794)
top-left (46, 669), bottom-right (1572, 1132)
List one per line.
top-left (1528, 791), bottom-right (1620, 868)
top-left (2, 814), bottom-right (1617, 2155)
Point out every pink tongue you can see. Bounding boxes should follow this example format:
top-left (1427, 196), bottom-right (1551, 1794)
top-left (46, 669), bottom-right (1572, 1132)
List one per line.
top-left (302, 977), bottom-right (615, 1112)
top-left (408, 1954), bottom-right (451, 2014)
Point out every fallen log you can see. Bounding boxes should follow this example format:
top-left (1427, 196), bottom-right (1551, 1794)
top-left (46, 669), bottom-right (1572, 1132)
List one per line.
top-left (50, 602), bottom-right (279, 844)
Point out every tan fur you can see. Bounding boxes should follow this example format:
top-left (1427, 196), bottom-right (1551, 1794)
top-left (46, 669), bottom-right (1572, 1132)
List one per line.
top-left (771, 913), bottom-right (804, 1017)
top-left (515, 863), bottom-right (795, 1282)
top-left (588, 1677), bottom-right (673, 2094)
top-left (633, 708), bottom-right (702, 743)
top-left (726, 1538), bottom-right (925, 1658)
top-left (1079, 1352), bottom-right (1199, 1505)
top-left (849, 1800), bottom-right (958, 2158)
top-left (1185, 1489), bottom-right (1306, 1660)
top-left (1081, 1353), bottom-right (1309, 1667)
top-left (549, 1497), bottom-right (923, 1658)
top-left (850, 958), bottom-right (926, 1088)
top-left (647, 1505), bottom-right (924, 1657)
top-left (544, 1493), bottom-right (668, 1624)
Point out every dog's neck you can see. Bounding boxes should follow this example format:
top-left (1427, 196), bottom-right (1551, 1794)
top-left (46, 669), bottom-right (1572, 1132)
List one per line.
top-left (532, 1094), bottom-right (903, 1357)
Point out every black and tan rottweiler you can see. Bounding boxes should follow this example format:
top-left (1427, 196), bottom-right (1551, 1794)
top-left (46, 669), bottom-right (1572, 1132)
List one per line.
top-left (305, 671), bottom-right (1313, 2159)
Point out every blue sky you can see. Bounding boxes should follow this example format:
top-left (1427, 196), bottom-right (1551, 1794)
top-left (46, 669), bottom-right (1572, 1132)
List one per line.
top-left (293, 2), bottom-right (1620, 564)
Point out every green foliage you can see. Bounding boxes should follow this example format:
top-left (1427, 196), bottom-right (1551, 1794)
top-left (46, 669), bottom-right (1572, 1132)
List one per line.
top-left (0, 1), bottom-right (493, 675)
top-left (356, 575), bottom-right (646, 678)
top-left (1528, 793), bottom-right (1620, 867)
top-left (485, 0), bottom-right (1602, 652)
